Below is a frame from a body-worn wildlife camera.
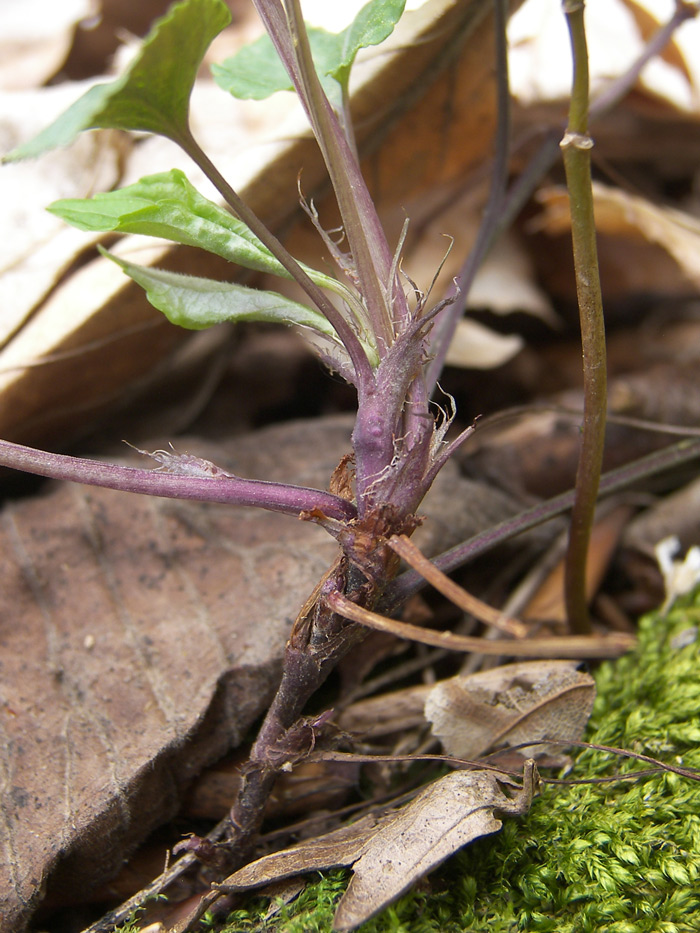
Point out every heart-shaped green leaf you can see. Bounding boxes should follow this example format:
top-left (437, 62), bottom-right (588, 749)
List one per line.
top-left (212, 0), bottom-right (406, 100)
top-left (3, 0), bottom-right (231, 162)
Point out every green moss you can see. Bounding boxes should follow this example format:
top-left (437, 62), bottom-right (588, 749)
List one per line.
top-left (221, 590), bottom-right (700, 932)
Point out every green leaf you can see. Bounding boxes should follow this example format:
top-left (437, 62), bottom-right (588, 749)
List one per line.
top-left (212, 0), bottom-right (406, 100)
top-left (99, 246), bottom-right (341, 338)
top-left (211, 32), bottom-right (293, 101)
top-left (3, 0), bottom-right (231, 162)
top-left (51, 169), bottom-right (295, 275)
top-left (332, 0), bottom-right (407, 86)
top-left (49, 169), bottom-right (346, 295)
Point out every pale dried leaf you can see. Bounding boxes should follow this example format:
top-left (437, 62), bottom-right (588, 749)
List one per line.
top-left (467, 231), bottom-right (558, 323)
top-left (0, 84), bottom-right (124, 348)
top-left (509, 0), bottom-right (700, 113)
top-left (619, 0), bottom-right (693, 84)
top-left (402, 221), bottom-right (553, 372)
top-left (444, 318), bottom-right (524, 369)
top-left (333, 765), bottom-right (537, 931)
top-left (534, 182), bottom-right (700, 301)
top-left (218, 764), bottom-right (537, 933)
top-left (0, 415), bottom-right (510, 932)
top-left (424, 660), bottom-right (595, 760)
top-left (0, 0), bottom-right (96, 90)
top-left (0, 238), bottom-right (190, 448)
top-left (403, 217), bottom-right (555, 329)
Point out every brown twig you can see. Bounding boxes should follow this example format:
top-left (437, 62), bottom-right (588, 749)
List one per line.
top-left (388, 534), bottom-right (528, 637)
top-left (326, 591), bottom-right (634, 658)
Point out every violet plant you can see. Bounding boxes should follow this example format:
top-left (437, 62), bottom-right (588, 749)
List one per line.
top-left (5, 0), bottom-right (698, 892)
top-left (1, 0), bottom-right (471, 859)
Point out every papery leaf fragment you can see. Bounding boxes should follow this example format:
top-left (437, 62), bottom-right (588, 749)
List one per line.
top-left (218, 763), bottom-right (538, 932)
top-left (425, 660), bottom-right (596, 761)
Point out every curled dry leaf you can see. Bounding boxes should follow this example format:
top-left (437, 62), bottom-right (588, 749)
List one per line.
top-left (444, 319), bottom-right (525, 370)
top-left (424, 659), bottom-right (595, 760)
top-left (534, 182), bottom-right (700, 303)
top-left (216, 762), bottom-right (539, 933)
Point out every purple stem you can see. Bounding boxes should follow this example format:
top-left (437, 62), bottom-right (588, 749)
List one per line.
top-left (252, 0), bottom-right (407, 347)
top-left (0, 438), bottom-right (357, 521)
top-left (425, 0), bottom-right (511, 390)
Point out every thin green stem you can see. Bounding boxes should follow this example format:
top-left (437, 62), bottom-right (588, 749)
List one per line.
top-left (428, 1), bottom-right (697, 394)
top-left (561, 0), bottom-right (607, 635)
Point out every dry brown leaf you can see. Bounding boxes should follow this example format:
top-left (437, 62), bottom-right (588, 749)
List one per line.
top-left (216, 763), bottom-right (538, 933)
top-left (333, 763), bottom-right (538, 931)
top-left (424, 660), bottom-right (595, 760)
top-left (0, 414), bottom-right (519, 932)
top-left (533, 182), bottom-right (700, 304)
top-left (0, 417), bottom-right (342, 933)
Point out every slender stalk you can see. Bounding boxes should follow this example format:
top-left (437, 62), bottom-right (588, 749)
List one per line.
top-left (426, 0), bottom-right (511, 392)
top-left (253, 0), bottom-right (407, 348)
top-left (284, 0), bottom-right (402, 343)
top-left (0, 438), bottom-right (356, 520)
top-left (560, 0), bottom-right (606, 635)
top-left (427, 0), bottom-right (698, 394)
top-left (328, 591), bottom-right (633, 659)
top-left (176, 127), bottom-right (375, 390)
